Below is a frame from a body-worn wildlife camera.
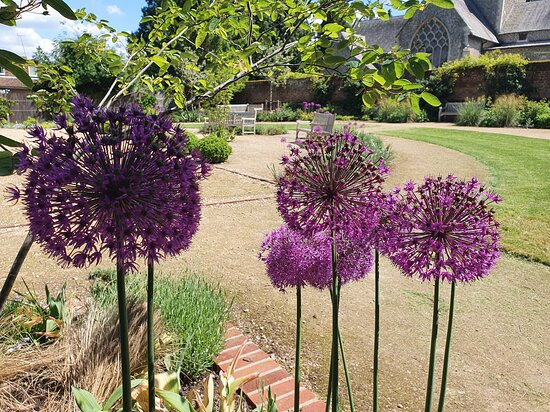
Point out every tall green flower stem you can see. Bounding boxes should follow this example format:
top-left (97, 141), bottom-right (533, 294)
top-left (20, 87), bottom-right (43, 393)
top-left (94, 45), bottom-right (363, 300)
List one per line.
top-left (294, 284), bottom-right (302, 412)
top-left (116, 259), bottom-right (132, 412)
top-left (147, 261), bottom-right (155, 412)
top-left (0, 231), bottom-right (33, 312)
top-left (338, 330), bottom-right (355, 412)
top-left (438, 281), bottom-right (456, 412)
top-left (325, 355), bottom-right (332, 412)
top-left (425, 277), bottom-right (440, 412)
top-left (329, 232), bottom-right (340, 412)
top-left (325, 310), bottom-right (355, 412)
top-left (373, 250), bottom-right (380, 412)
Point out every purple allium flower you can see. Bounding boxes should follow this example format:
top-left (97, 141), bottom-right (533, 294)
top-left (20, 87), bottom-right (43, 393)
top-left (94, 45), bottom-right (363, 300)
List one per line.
top-left (276, 132), bottom-right (388, 236)
top-left (8, 96), bottom-right (209, 271)
top-left (386, 175), bottom-right (501, 282)
top-left (259, 225), bottom-right (373, 291)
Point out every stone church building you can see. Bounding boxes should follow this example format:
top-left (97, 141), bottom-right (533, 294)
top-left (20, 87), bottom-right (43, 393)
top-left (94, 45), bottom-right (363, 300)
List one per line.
top-left (356, 0), bottom-right (550, 66)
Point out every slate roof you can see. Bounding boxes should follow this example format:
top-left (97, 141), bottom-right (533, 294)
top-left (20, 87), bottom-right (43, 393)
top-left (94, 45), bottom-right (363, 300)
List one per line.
top-left (500, 1), bottom-right (550, 34)
top-left (455, 0), bottom-right (498, 43)
top-left (354, 17), bottom-right (406, 50)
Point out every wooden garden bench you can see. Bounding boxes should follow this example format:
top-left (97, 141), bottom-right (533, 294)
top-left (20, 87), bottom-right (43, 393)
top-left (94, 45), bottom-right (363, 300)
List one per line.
top-left (205, 104), bottom-right (263, 134)
top-left (295, 112), bottom-right (335, 140)
top-left (438, 102), bottom-right (465, 122)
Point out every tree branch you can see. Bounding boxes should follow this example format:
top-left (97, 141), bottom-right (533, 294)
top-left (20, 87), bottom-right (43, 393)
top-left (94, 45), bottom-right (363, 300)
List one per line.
top-left (104, 26), bottom-right (192, 108)
top-left (172, 40), bottom-right (298, 110)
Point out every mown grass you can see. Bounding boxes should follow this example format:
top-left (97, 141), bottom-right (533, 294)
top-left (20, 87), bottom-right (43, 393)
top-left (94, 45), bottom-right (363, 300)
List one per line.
top-left (377, 128), bottom-right (550, 264)
top-left (90, 269), bottom-right (230, 380)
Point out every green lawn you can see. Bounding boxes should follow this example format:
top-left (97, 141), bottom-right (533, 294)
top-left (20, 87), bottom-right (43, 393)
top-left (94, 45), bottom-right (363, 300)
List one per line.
top-left (378, 128), bottom-right (550, 265)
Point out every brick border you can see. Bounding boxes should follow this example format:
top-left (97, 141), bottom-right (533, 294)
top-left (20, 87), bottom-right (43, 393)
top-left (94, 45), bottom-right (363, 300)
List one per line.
top-left (215, 324), bottom-right (326, 412)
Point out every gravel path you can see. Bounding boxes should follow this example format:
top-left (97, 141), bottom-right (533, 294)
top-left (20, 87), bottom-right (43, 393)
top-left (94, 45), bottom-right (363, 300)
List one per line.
top-left (0, 130), bottom-right (548, 411)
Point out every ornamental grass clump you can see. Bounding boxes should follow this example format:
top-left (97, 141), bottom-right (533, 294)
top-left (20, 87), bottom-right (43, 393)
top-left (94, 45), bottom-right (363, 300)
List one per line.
top-left (7, 96), bottom-right (209, 412)
top-left (387, 175), bottom-right (501, 412)
top-left (275, 132), bottom-right (388, 411)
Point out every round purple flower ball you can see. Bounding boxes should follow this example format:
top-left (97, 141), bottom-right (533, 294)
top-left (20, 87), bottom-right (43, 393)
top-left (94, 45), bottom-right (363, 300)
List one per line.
top-left (259, 225), bottom-right (374, 291)
top-left (276, 132), bottom-right (388, 237)
top-left (386, 175), bottom-right (501, 283)
top-left (8, 96), bottom-right (209, 271)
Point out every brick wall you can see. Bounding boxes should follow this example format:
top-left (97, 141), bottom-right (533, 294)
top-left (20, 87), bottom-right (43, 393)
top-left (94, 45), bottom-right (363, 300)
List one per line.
top-left (233, 61), bottom-right (550, 106)
top-left (450, 60), bottom-right (550, 101)
top-left (232, 77), bottom-right (348, 106)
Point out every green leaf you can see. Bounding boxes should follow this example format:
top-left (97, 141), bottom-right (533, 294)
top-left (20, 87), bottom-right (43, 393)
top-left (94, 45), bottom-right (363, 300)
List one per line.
top-left (420, 91), bottom-right (441, 107)
top-left (407, 58), bottom-right (425, 80)
top-left (60, 65), bottom-right (73, 73)
top-left (0, 135), bottom-right (22, 148)
top-left (402, 83), bottom-right (423, 91)
top-left (208, 18), bottom-right (219, 31)
top-left (157, 390), bottom-right (193, 412)
top-left (45, 318), bottom-right (58, 333)
top-left (324, 23), bottom-right (344, 33)
top-left (409, 93), bottom-right (421, 114)
top-left (0, 151), bottom-right (14, 176)
top-left (0, 55), bottom-right (33, 88)
top-left (0, 0), bottom-right (17, 7)
top-left (404, 7), bottom-right (418, 19)
top-left (44, 0), bottom-right (77, 20)
top-left (72, 387), bottom-right (102, 412)
top-left (151, 55), bottom-right (169, 69)
top-left (195, 30), bottom-right (207, 49)
top-left (182, 0), bottom-right (192, 13)
top-left (324, 55), bottom-right (346, 65)
top-left (0, 49), bottom-right (26, 64)
top-left (360, 51), bottom-right (378, 66)
top-left (102, 379), bottom-right (144, 410)
top-left (362, 91), bottom-right (376, 108)
top-left (429, 0), bottom-right (454, 9)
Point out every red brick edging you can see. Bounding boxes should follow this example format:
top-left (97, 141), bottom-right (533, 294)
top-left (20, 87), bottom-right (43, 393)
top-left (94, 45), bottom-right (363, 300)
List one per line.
top-left (215, 324), bottom-right (326, 412)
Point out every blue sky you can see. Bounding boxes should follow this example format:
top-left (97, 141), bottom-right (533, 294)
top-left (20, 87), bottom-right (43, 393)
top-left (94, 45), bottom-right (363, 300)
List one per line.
top-left (1, 0), bottom-right (146, 56)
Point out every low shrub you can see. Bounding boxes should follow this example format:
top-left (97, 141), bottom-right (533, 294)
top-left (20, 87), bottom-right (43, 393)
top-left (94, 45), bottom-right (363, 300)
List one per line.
top-left (256, 124), bottom-right (289, 135)
top-left (171, 109), bottom-right (203, 123)
top-left (90, 269), bottom-right (230, 380)
top-left (375, 98), bottom-right (414, 123)
top-left (257, 104), bottom-right (298, 122)
top-left (520, 100), bottom-right (550, 129)
top-left (0, 97), bottom-right (12, 126)
top-left (197, 135), bottom-right (232, 163)
top-left (457, 98), bottom-right (487, 126)
top-left (481, 94), bottom-right (524, 127)
top-left (185, 131), bottom-right (200, 153)
top-left (336, 125), bottom-right (393, 165)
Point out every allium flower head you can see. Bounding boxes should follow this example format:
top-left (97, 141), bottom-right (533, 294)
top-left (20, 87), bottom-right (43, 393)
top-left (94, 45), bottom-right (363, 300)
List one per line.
top-left (9, 96), bottom-right (209, 271)
top-left (259, 225), bottom-right (373, 291)
top-left (276, 132), bottom-right (388, 236)
top-left (387, 175), bottom-right (501, 282)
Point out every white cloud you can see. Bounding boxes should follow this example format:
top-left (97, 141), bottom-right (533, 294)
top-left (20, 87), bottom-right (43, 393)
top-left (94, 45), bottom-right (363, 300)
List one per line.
top-left (107, 5), bottom-right (124, 16)
top-left (0, 26), bottom-right (55, 57)
top-left (0, 8), bottom-right (128, 58)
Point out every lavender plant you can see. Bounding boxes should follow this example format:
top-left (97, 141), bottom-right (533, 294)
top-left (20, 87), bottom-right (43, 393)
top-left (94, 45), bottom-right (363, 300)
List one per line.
top-left (276, 132), bottom-right (387, 411)
top-left (7, 96), bottom-right (209, 411)
top-left (386, 175), bottom-right (501, 412)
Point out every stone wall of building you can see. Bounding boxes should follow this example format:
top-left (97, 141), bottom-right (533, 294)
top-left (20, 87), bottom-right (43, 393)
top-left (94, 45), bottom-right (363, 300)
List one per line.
top-left (397, 5), bottom-right (470, 63)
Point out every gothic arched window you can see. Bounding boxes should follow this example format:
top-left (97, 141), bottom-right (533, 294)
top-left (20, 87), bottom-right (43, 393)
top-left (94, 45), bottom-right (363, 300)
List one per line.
top-left (411, 18), bottom-right (450, 67)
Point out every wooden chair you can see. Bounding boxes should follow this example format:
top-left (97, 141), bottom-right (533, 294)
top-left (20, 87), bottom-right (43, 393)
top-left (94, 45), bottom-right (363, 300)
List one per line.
top-left (296, 112), bottom-right (335, 140)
